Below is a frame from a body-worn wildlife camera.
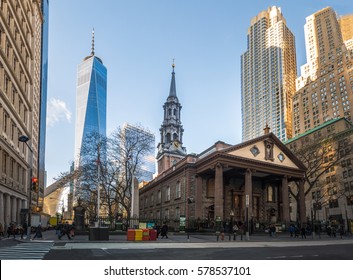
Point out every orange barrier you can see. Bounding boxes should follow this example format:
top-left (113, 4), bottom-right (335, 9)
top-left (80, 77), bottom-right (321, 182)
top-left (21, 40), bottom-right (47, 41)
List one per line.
top-left (127, 229), bottom-right (135, 241)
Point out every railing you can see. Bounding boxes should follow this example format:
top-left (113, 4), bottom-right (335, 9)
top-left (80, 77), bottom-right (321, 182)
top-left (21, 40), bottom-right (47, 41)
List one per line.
top-left (82, 217), bottom-right (293, 233)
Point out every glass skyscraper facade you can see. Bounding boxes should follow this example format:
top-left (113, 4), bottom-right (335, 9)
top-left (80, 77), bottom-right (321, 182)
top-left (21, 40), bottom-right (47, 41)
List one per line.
top-left (74, 33), bottom-right (107, 167)
top-left (39, 0), bottom-right (49, 200)
top-left (241, 6), bottom-right (297, 142)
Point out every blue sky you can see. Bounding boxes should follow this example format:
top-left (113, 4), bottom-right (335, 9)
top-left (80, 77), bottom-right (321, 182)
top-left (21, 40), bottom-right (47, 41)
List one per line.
top-left (45, 0), bottom-right (352, 186)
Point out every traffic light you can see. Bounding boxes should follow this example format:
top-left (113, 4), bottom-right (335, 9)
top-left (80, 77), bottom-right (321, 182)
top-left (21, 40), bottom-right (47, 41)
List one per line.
top-left (31, 177), bottom-right (38, 192)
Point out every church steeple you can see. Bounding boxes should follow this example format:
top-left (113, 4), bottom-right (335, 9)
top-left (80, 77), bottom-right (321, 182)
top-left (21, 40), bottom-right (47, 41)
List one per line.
top-left (169, 61), bottom-right (177, 97)
top-left (157, 63), bottom-right (186, 174)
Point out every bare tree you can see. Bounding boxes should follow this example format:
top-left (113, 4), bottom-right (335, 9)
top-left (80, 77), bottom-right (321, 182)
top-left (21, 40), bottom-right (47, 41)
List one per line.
top-left (288, 135), bottom-right (352, 222)
top-left (109, 124), bottom-right (155, 221)
top-left (68, 124), bottom-right (154, 223)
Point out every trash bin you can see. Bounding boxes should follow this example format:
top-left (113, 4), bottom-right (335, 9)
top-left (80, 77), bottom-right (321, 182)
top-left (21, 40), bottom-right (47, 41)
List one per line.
top-left (127, 229), bottom-right (135, 241)
top-left (142, 229), bottom-right (149, 241)
top-left (135, 229), bottom-right (143, 241)
top-left (149, 229), bottom-right (157, 241)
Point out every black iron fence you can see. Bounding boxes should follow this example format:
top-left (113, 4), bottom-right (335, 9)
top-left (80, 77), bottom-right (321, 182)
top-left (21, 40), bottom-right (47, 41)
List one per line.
top-left (83, 216), bottom-right (298, 233)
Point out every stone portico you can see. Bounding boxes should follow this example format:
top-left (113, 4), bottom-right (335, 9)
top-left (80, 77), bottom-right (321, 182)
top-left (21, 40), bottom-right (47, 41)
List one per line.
top-left (139, 132), bottom-right (306, 228)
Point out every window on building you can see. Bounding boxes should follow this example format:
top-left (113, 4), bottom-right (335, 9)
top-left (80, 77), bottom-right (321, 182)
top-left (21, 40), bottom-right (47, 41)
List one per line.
top-left (164, 209), bottom-right (169, 220)
top-left (150, 193), bottom-right (154, 206)
top-left (175, 181), bottom-right (181, 198)
top-left (157, 190), bottom-right (161, 204)
top-left (175, 207), bottom-right (180, 219)
top-left (165, 186), bottom-right (170, 201)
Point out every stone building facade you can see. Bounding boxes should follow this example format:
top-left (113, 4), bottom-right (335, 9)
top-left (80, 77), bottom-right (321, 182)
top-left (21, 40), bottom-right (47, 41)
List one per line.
top-left (286, 117), bottom-right (353, 231)
top-left (0, 0), bottom-right (44, 227)
top-left (140, 132), bottom-right (306, 230)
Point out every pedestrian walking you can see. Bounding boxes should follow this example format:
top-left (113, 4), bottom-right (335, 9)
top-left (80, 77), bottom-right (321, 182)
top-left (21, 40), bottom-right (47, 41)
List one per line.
top-left (160, 222), bottom-right (168, 239)
top-left (294, 225), bottom-right (300, 238)
top-left (32, 223), bottom-right (43, 239)
top-left (23, 222), bottom-right (28, 237)
top-left (58, 221), bottom-right (71, 240)
top-left (300, 225), bottom-right (306, 239)
top-left (7, 223), bottom-right (16, 238)
top-left (154, 225), bottom-right (161, 238)
top-left (339, 225), bottom-right (344, 239)
top-left (270, 224), bottom-right (277, 237)
top-left (289, 224), bottom-right (295, 237)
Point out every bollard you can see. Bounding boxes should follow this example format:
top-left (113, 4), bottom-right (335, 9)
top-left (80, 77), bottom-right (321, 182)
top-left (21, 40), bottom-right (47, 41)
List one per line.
top-left (187, 233), bottom-right (190, 241)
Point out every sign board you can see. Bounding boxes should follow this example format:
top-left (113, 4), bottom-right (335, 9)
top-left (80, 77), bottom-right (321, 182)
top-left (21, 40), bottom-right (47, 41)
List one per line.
top-left (179, 215), bottom-right (186, 232)
top-left (246, 195), bottom-right (249, 206)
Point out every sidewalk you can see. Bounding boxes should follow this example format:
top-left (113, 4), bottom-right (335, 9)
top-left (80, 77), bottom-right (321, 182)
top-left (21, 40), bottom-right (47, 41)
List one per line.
top-left (2, 229), bottom-right (353, 249)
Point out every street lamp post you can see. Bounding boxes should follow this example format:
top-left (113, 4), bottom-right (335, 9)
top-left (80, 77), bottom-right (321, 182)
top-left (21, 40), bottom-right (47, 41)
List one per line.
top-left (18, 135), bottom-right (33, 239)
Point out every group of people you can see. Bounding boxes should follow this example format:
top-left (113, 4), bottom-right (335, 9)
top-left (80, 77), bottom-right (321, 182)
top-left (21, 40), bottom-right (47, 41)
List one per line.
top-left (154, 223), bottom-right (169, 239)
top-left (0, 221), bottom-right (44, 240)
top-left (327, 225), bottom-right (345, 238)
top-left (56, 221), bottom-right (75, 240)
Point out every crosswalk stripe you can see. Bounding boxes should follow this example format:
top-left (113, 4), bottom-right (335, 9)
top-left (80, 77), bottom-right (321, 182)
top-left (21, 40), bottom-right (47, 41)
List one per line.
top-left (0, 242), bottom-right (54, 260)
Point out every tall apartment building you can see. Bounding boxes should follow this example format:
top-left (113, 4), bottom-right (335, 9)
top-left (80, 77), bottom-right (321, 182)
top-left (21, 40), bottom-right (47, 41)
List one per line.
top-left (293, 7), bottom-right (353, 137)
top-left (241, 6), bottom-right (297, 142)
top-left (0, 1), bottom-right (45, 227)
top-left (339, 14), bottom-right (353, 50)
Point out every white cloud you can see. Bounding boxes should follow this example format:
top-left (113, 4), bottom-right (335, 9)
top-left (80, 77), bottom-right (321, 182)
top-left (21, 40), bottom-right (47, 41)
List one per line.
top-left (46, 98), bottom-right (72, 127)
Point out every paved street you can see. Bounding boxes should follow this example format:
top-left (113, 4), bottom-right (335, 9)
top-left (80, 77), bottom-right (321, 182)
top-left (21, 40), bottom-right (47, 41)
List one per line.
top-left (1, 230), bottom-right (353, 260)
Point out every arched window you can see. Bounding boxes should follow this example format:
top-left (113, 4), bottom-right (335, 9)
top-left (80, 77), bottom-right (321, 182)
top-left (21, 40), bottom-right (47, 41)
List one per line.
top-left (173, 108), bottom-right (177, 116)
top-left (165, 133), bottom-right (171, 143)
top-left (168, 108), bottom-right (172, 116)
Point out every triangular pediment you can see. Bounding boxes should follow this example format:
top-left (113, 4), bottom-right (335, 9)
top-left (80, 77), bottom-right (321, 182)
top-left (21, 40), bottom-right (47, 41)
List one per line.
top-left (224, 133), bottom-right (305, 170)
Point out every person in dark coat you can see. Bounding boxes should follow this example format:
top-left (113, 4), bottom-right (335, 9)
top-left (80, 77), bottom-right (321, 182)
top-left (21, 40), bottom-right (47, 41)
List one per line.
top-left (58, 221), bottom-right (71, 240)
top-left (160, 223), bottom-right (168, 239)
top-left (32, 223), bottom-right (43, 239)
top-left (300, 225), bottom-right (306, 239)
top-left (154, 225), bottom-right (161, 238)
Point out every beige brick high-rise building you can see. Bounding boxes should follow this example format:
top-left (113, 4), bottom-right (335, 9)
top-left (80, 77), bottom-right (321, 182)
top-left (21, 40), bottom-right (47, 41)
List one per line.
top-left (241, 6), bottom-right (297, 142)
top-left (0, 1), bottom-right (44, 228)
top-left (293, 7), bottom-right (353, 137)
top-left (339, 14), bottom-right (353, 50)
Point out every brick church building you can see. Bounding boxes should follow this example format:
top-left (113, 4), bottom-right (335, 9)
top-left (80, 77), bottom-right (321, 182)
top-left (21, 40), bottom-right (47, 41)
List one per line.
top-left (139, 65), bottom-right (307, 230)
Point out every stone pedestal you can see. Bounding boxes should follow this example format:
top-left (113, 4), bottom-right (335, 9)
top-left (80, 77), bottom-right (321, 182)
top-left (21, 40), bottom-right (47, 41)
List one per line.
top-left (73, 205), bottom-right (85, 231)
